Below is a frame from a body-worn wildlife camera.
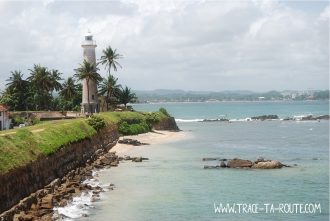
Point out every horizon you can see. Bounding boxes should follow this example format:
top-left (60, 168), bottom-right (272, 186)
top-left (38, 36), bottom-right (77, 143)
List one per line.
top-left (0, 0), bottom-right (329, 92)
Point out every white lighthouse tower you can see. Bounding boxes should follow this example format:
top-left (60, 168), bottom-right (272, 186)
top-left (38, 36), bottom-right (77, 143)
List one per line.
top-left (81, 31), bottom-right (99, 114)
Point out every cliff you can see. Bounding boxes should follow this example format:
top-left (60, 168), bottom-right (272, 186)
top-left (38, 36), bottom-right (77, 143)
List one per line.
top-left (0, 112), bottom-right (179, 215)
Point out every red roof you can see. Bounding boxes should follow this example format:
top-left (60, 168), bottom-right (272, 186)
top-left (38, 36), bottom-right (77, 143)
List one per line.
top-left (0, 104), bottom-right (9, 112)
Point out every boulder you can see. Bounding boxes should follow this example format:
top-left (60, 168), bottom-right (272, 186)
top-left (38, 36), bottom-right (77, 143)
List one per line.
top-left (227, 158), bottom-right (253, 168)
top-left (220, 161), bottom-right (227, 168)
top-left (203, 165), bottom-right (220, 169)
top-left (251, 160), bottom-right (283, 169)
top-left (132, 157), bottom-right (142, 162)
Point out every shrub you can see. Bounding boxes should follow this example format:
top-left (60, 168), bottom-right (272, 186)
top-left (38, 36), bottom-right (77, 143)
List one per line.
top-left (159, 107), bottom-right (170, 117)
top-left (118, 121), bottom-right (150, 135)
top-left (87, 115), bottom-right (106, 131)
top-left (145, 112), bottom-right (161, 129)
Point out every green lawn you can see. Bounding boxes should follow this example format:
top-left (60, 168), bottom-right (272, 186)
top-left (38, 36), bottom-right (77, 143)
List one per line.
top-left (0, 111), bottom-right (168, 174)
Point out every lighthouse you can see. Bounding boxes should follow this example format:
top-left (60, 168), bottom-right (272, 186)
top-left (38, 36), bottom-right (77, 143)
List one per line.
top-left (81, 31), bottom-right (99, 114)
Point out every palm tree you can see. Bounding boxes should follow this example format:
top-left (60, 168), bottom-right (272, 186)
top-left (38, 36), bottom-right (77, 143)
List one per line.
top-left (6, 70), bottom-right (27, 91)
top-left (60, 77), bottom-right (77, 100)
top-left (99, 74), bottom-right (121, 109)
top-left (119, 86), bottom-right (137, 108)
top-left (99, 46), bottom-right (123, 74)
top-left (74, 60), bottom-right (102, 113)
top-left (49, 69), bottom-right (63, 92)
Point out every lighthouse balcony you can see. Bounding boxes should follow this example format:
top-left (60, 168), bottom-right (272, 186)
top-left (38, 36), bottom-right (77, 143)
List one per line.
top-left (81, 40), bottom-right (96, 46)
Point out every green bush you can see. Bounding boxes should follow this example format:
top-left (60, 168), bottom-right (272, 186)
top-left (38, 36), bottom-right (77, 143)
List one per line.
top-left (118, 121), bottom-right (150, 135)
top-left (145, 112), bottom-right (161, 129)
top-left (87, 115), bottom-right (106, 131)
top-left (159, 107), bottom-right (170, 117)
top-left (12, 115), bottom-right (25, 127)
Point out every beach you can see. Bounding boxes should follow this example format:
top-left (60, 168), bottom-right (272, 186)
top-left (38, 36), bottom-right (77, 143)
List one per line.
top-left (111, 130), bottom-right (189, 156)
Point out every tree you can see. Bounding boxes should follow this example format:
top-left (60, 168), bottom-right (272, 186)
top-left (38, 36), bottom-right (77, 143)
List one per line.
top-left (4, 70), bottom-right (29, 110)
top-left (27, 64), bottom-right (62, 110)
top-left (119, 86), bottom-right (137, 108)
top-left (74, 60), bottom-right (102, 113)
top-left (99, 46), bottom-right (122, 75)
top-left (99, 74), bottom-right (121, 110)
top-left (60, 77), bottom-right (77, 100)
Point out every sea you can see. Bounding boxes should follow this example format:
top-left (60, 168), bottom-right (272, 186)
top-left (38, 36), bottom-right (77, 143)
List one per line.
top-left (55, 101), bottom-right (329, 221)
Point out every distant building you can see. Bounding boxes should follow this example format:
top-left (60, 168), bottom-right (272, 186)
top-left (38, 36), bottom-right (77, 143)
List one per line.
top-left (81, 31), bottom-right (99, 114)
top-left (0, 104), bottom-right (10, 131)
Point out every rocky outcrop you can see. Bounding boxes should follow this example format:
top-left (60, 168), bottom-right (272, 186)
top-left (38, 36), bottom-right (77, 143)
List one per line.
top-left (0, 125), bottom-right (119, 215)
top-left (227, 158), bottom-right (253, 168)
top-left (203, 157), bottom-right (291, 169)
top-left (153, 117), bottom-right (180, 131)
top-left (251, 115), bottom-right (279, 120)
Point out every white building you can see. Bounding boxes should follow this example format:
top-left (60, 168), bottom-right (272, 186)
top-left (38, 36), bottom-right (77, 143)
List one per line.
top-left (81, 31), bottom-right (99, 114)
top-left (0, 104), bottom-right (10, 131)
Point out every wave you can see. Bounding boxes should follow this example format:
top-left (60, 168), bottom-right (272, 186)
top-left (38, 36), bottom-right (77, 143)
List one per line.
top-left (53, 171), bottom-right (113, 220)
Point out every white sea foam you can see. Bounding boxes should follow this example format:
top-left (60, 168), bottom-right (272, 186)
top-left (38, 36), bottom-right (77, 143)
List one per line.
top-left (53, 172), bottom-right (111, 221)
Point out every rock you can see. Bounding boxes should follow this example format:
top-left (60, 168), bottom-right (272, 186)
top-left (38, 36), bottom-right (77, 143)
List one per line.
top-left (251, 160), bottom-right (283, 169)
top-left (100, 157), bottom-right (111, 165)
top-left (251, 115), bottom-right (279, 120)
top-left (39, 194), bottom-right (53, 209)
top-left (227, 158), bottom-right (253, 168)
top-left (132, 157), bottom-right (142, 162)
top-left (123, 155), bottom-right (131, 160)
top-left (202, 157), bottom-right (227, 161)
top-left (220, 161), bottom-right (226, 168)
top-left (110, 160), bottom-right (119, 167)
top-left (203, 165), bottom-right (220, 169)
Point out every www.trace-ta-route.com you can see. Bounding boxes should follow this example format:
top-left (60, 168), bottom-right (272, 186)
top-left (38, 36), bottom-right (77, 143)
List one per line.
top-left (213, 203), bottom-right (322, 214)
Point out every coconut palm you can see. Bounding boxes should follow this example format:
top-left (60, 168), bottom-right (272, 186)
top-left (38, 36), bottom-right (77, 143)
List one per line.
top-left (6, 70), bottom-right (28, 91)
top-left (49, 69), bottom-right (63, 92)
top-left (74, 60), bottom-right (102, 113)
top-left (60, 77), bottom-right (77, 100)
top-left (99, 46), bottom-right (123, 74)
top-left (119, 86), bottom-right (137, 108)
top-left (99, 74), bottom-right (121, 109)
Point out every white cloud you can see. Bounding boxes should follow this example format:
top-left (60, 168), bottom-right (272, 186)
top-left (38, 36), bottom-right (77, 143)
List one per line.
top-left (0, 0), bottom-right (328, 92)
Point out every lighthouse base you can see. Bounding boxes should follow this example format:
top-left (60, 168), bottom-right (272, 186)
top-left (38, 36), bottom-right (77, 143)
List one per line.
top-left (81, 103), bottom-right (99, 114)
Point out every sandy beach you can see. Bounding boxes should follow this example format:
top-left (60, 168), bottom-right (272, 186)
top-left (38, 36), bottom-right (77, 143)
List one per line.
top-left (110, 130), bottom-right (189, 156)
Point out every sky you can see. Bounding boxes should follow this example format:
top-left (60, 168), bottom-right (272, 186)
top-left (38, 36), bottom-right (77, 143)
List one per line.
top-left (0, 0), bottom-right (329, 92)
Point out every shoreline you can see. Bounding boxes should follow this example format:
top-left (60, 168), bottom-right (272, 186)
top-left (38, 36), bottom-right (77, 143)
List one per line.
top-left (111, 130), bottom-right (189, 156)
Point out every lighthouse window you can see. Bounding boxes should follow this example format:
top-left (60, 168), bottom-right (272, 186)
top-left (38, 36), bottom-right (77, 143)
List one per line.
top-left (92, 95), bottom-right (95, 100)
top-left (86, 36), bottom-right (92, 41)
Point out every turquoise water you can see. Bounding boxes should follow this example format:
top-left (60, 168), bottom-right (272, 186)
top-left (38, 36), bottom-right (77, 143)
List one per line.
top-left (133, 100), bottom-right (329, 120)
top-left (80, 101), bottom-right (329, 221)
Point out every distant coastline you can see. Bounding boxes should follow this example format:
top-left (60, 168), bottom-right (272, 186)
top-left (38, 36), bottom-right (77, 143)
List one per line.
top-left (134, 89), bottom-right (329, 103)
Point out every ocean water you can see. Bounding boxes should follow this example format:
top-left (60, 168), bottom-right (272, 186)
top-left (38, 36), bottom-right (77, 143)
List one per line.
top-left (59, 101), bottom-right (329, 221)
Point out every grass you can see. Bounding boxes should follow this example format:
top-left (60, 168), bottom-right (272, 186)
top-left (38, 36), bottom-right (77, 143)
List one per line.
top-left (0, 110), bottom-right (170, 174)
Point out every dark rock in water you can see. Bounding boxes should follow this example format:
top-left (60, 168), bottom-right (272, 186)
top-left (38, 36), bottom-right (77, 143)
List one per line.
top-left (132, 157), bottom-right (142, 162)
top-left (204, 165), bottom-right (220, 169)
top-left (227, 158), bottom-right (253, 168)
top-left (251, 115), bottom-right (279, 120)
top-left (220, 161), bottom-right (227, 168)
top-left (202, 157), bottom-right (227, 161)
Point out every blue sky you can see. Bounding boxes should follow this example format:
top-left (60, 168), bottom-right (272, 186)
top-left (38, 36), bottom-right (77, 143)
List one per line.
top-left (0, 0), bottom-right (329, 92)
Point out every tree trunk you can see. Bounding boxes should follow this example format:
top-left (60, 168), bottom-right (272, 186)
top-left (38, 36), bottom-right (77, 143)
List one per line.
top-left (87, 79), bottom-right (91, 115)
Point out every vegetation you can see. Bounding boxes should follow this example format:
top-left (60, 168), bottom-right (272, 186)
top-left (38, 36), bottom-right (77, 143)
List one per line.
top-left (119, 86), bottom-right (137, 107)
top-left (0, 45), bottom-right (137, 112)
top-left (87, 115), bottom-right (106, 131)
top-left (98, 74), bottom-right (121, 110)
top-left (74, 60), bottom-right (102, 113)
top-left (159, 107), bottom-right (171, 117)
top-left (0, 109), bottom-right (171, 174)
